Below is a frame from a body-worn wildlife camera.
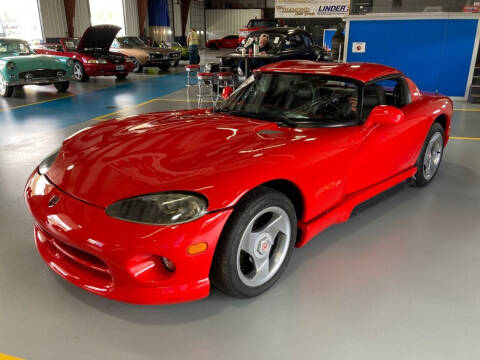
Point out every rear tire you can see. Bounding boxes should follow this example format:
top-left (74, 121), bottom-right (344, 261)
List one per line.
top-left (412, 122), bottom-right (445, 187)
top-left (73, 62), bottom-right (89, 82)
top-left (211, 187), bottom-right (296, 298)
top-left (54, 81), bottom-right (69, 92)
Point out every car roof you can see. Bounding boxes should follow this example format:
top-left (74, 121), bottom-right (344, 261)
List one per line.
top-left (256, 60), bottom-right (403, 83)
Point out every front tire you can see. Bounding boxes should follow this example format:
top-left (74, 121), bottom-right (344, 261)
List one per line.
top-left (159, 64), bottom-right (170, 72)
top-left (0, 73), bottom-right (13, 97)
top-left (131, 57), bottom-right (143, 73)
top-left (170, 60), bottom-right (180, 67)
top-left (413, 122), bottom-right (445, 187)
top-left (54, 81), bottom-right (69, 92)
top-left (116, 73), bottom-right (128, 80)
top-left (73, 62), bottom-right (89, 82)
top-left (211, 187), bottom-right (296, 298)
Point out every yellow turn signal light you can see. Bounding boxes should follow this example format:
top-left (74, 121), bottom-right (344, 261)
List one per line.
top-left (187, 242), bottom-right (208, 255)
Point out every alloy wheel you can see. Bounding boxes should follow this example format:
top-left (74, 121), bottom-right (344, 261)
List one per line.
top-left (73, 63), bottom-right (83, 80)
top-left (236, 206), bottom-right (292, 287)
top-left (422, 131), bottom-right (443, 180)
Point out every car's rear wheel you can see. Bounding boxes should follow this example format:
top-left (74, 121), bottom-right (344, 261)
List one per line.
top-left (0, 73), bottom-right (13, 97)
top-left (208, 42), bottom-right (218, 49)
top-left (211, 187), bottom-right (296, 298)
top-left (73, 62), bottom-right (89, 82)
top-left (131, 57), bottom-right (143, 73)
top-left (413, 122), bottom-right (445, 187)
top-left (54, 81), bottom-right (69, 92)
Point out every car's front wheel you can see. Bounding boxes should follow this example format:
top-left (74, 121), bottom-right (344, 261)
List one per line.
top-left (131, 57), bottom-right (143, 73)
top-left (115, 73), bottom-right (128, 80)
top-left (73, 62), bottom-right (89, 82)
top-left (413, 122), bottom-right (445, 187)
top-left (211, 187), bottom-right (296, 298)
top-left (159, 64), bottom-right (170, 72)
top-left (0, 73), bottom-right (13, 97)
top-left (54, 81), bottom-right (69, 92)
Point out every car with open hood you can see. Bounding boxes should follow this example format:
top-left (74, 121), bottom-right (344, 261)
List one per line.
top-left (34, 25), bottom-right (134, 82)
top-left (0, 38), bottom-right (73, 97)
top-left (110, 36), bottom-right (180, 72)
top-left (25, 61), bottom-right (452, 304)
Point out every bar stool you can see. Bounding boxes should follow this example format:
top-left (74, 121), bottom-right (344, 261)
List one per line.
top-left (185, 64), bottom-right (200, 90)
top-left (197, 72), bottom-right (215, 107)
top-left (215, 72), bottom-right (234, 105)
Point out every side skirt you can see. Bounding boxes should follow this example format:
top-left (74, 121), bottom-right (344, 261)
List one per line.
top-left (296, 166), bottom-right (417, 247)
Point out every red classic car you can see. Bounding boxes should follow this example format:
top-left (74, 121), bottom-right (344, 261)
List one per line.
top-left (206, 35), bottom-right (241, 49)
top-left (35, 25), bottom-right (134, 81)
top-left (25, 61), bottom-right (452, 304)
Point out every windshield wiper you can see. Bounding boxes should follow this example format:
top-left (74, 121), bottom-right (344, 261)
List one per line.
top-left (215, 109), bottom-right (297, 127)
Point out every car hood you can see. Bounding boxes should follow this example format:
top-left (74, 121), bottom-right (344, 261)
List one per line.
top-left (46, 110), bottom-right (300, 209)
top-left (78, 25), bottom-right (120, 51)
top-left (1, 54), bottom-right (66, 70)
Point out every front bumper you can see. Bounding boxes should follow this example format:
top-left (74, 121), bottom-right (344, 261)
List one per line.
top-left (83, 62), bottom-right (134, 76)
top-left (7, 76), bottom-right (70, 86)
top-left (25, 171), bottom-right (232, 305)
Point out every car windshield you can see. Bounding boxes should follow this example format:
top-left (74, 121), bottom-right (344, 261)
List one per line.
top-left (247, 20), bottom-right (277, 28)
top-left (117, 37), bottom-right (146, 47)
top-left (244, 33), bottom-right (285, 51)
top-left (218, 73), bottom-right (360, 127)
top-left (64, 39), bottom-right (79, 51)
top-left (0, 39), bottom-right (32, 56)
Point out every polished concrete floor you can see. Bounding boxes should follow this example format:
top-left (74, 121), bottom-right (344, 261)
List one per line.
top-left (1, 51), bottom-right (480, 359)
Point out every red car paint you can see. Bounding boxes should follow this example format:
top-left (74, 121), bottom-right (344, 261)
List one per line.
top-left (206, 35), bottom-right (241, 49)
top-left (25, 61), bottom-right (452, 304)
top-left (35, 25), bottom-right (134, 79)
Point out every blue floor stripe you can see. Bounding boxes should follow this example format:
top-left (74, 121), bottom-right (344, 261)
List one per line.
top-left (0, 72), bottom-right (187, 145)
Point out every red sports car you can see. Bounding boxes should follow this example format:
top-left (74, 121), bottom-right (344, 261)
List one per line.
top-left (35, 25), bottom-right (134, 82)
top-left (25, 61), bottom-right (452, 304)
top-left (206, 35), bottom-right (241, 49)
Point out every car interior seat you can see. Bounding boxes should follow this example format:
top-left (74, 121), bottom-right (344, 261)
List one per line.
top-left (363, 84), bottom-right (387, 119)
top-left (284, 85), bottom-right (313, 110)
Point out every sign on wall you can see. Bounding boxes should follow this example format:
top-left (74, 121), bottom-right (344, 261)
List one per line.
top-left (275, 0), bottom-right (350, 18)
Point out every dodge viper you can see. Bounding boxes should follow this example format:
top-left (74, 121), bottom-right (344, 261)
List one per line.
top-left (25, 61), bottom-right (452, 304)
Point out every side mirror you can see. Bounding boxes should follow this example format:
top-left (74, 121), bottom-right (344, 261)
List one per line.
top-left (364, 105), bottom-right (404, 129)
top-left (222, 86), bottom-right (233, 99)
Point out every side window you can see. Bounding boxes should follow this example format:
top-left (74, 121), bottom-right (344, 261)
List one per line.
top-left (301, 34), bottom-right (312, 48)
top-left (286, 34), bottom-right (304, 49)
top-left (362, 77), bottom-right (410, 119)
top-left (111, 39), bottom-right (119, 48)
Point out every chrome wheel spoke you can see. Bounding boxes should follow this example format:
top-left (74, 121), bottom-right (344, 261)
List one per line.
top-left (251, 256), bottom-right (270, 286)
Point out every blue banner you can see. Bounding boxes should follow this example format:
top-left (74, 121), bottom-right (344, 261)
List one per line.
top-left (148, 0), bottom-right (170, 27)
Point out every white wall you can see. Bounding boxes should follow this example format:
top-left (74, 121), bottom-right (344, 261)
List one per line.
top-left (206, 9), bottom-right (262, 40)
top-left (38, 0), bottom-right (68, 38)
top-left (74, 0), bottom-right (91, 37)
top-left (123, 0), bottom-right (140, 36)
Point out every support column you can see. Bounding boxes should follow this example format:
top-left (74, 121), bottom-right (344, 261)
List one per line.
top-left (138, 0), bottom-right (148, 36)
top-left (63, 0), bottom-right (75, 38)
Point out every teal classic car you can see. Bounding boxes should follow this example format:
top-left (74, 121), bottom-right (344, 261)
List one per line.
top-left (0, 38), bottom-right (73, 97)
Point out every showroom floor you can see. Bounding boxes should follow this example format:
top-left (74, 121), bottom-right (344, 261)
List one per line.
top-left (1, 51), bottom-right (480, 359)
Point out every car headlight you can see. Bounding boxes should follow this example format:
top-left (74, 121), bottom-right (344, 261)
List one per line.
top-left (87, 59), bottom-right (97, 64)
top-left (38, 148), bottom-right (60, 175)
top-left (66, 59), bottom-right (74, 67)
top-left (98, 59), bottom-right (107, 64)
top-left (106, 192), bottom-right (208, 225)
top-left (7, 61), bottom-right (15, 70)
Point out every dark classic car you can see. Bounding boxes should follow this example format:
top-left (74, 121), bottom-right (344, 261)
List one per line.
top-left (35, 25), bottom-right (134, 82)
top-left (206, 27), bottom-right (332, 84)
